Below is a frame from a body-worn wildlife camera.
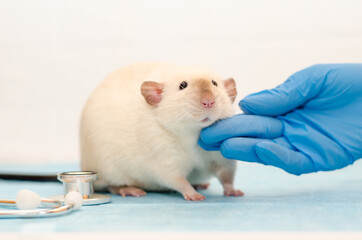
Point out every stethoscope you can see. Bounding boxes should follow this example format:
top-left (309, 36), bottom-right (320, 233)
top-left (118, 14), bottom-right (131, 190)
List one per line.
top-left (0, 171), bottom-right (111, 218)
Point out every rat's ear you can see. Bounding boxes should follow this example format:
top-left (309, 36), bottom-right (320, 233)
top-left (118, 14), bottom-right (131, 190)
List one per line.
top-left (141, 81), bottom-right (164, 106)
top-left (223, 78), bottom-right (237, 103)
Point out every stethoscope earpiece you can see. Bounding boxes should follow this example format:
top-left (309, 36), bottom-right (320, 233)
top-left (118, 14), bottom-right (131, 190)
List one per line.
top-left (16, 189), bottom-right (41, 210)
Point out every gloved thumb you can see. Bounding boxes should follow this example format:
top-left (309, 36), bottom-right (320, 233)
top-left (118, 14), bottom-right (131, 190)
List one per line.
top-left (240, 65), bottom-right (328, 116)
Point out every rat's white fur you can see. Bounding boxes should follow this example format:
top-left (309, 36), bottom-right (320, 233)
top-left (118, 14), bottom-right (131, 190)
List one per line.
top-left (80, 62), bottom-right (238, 195)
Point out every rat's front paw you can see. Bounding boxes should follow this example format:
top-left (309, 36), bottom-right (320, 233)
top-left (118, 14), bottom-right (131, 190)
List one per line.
top-left (183, 191), bottom-right (206, 201)
top-left (224, 189), bottom-right (244, 197)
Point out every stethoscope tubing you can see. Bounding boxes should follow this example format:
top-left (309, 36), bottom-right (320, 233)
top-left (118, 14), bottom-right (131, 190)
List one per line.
top-left (0, 198), bottom-right (76, 218)
top-left (0, 203), bottom-right (75, 218)
top-left (0, 198), bottom-right (62, 206)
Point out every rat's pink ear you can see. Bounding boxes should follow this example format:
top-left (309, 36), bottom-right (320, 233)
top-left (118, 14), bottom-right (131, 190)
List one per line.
top-left (141, 81), bottom-right (164, 106)
top-left (223, 78), bottom-right (237, 103)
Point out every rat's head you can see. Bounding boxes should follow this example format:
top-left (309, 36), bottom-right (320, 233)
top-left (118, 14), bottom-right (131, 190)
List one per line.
top-left (140, 67), bottom-right (237, 131)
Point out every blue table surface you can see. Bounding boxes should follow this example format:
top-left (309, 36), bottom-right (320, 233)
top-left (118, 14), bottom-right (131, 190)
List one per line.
top-left (0, 160), bottom-right (361, 232)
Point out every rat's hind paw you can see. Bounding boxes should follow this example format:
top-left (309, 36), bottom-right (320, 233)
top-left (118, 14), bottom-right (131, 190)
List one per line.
top-left (109, 186), bottom-right (147, 197)
top-left (192, 183), bottom-right (210, 190)
top-left (224, 189), bottom-right (244, 197)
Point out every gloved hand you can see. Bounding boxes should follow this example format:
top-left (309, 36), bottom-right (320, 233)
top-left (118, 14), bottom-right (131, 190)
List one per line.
top-left (199, 64), bottom-right (362, 175)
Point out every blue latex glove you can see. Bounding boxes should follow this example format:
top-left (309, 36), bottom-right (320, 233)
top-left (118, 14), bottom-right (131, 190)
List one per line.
top-left (199, 64), bottom-right (362, 175)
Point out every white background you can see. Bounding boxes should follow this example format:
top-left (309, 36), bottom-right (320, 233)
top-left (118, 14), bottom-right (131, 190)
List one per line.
top-left (1, 0), bottom-right (362, 164)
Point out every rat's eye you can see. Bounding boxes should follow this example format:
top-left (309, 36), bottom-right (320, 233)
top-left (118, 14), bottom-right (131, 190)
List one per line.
top-left (179, 81), bottom-right (188, 90)
top-left (212, 80), bottom-right (218, 87)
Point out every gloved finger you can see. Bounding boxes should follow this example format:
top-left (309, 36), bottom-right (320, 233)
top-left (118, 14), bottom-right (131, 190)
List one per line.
top-left (200, 114), bottom-right (283, 145)
top-left (270, 137), bottom-right (296, 150)
top-left (219, 137), bottom-right (268, 164)
top-left (240, 64), bottom-right (331, 116)
top-left (198, 135), bottom-right (292, 152)
top-left (198, 138), bottom-right (221, 151)
top-left (255, 140), bottom-right (316, 175)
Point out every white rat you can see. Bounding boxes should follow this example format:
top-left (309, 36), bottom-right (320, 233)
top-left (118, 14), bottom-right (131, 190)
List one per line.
top-left (80, 62), bottom-right (243, 201)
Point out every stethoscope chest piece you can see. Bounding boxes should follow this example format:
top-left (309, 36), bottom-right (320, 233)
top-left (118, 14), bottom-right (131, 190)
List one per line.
top-left (51, 171), bottom-right (111, 206)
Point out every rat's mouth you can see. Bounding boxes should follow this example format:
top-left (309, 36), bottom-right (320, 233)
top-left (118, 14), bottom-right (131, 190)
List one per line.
top-left (201, 117), bottom-right (210, 123)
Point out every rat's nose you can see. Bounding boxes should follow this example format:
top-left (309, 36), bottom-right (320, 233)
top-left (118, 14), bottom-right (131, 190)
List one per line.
top-left (202, 98), bottom-right (215, 108)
